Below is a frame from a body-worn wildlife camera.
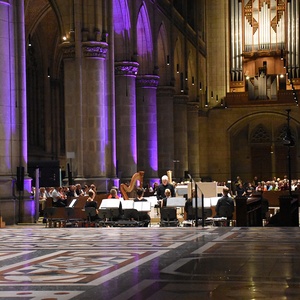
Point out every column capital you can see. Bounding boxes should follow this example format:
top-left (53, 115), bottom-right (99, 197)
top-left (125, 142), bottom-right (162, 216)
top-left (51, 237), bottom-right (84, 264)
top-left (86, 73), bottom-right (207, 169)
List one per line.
top-left (187, 101), bottom-right (200, 112)
top-left (157, 86), bottom-right (176, 97)
top-left (82, 41), bottom-right (108, 58)
top-left (173, 94), bottom-right (189, 104)
top-left (59, 42), bottom-right (75, 59)
top-left (115, 61), bottom-right (139, 76)
top-left (60, 41), bottom-right (108, 59)
top-left (136, 75), bottom-right (159, 88)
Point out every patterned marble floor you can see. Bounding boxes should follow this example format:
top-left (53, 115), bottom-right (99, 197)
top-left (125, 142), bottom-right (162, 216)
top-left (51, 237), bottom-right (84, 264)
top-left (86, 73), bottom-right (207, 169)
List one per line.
top-left (0, 225), bottom-right (299, 299)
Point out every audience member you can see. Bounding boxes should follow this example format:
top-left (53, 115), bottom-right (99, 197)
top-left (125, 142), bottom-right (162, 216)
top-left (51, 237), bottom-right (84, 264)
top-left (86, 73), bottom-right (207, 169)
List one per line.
top-left (51, 187), bottom-right (67, 207)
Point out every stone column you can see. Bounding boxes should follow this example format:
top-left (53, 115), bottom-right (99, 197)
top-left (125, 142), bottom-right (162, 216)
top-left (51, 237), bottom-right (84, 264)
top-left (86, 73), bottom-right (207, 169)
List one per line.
top-left (173, 95), bottom-right (189, 181)
top-left (157, 86), bottom-right (175, 177)
top-left (0, 1), bottom-right (32, 224)
top-left (115, 61), bottom-right (139, 181)
top-left (187, 103), bottom-right (200, 179)
top-left (136, 75), bottom-right (159, 185)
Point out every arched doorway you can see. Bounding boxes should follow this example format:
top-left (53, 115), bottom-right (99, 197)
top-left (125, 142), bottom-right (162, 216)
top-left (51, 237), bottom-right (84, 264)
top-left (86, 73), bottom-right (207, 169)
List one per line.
top-left (230, 113), bottom-right (299, 183)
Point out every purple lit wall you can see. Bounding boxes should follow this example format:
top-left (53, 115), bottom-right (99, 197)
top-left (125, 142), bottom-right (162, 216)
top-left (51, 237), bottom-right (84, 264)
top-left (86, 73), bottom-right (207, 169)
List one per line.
top-left (113, 0), bottom-right (131, 36)
top-left (136, 4), bottom-right (153, 74)
top-left (0, 2), bottom-right (14, 171)
top-left (135, 4), bottom-right (158, 178)
top-left (136, 77), bottom-right (159, 177)
top-left (0, 1), bottom-right (28, 173)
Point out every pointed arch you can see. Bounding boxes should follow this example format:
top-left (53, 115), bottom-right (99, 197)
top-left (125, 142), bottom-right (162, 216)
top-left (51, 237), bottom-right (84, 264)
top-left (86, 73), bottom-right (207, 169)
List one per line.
top-left (174, 37), bottom-right (183, 93)
top-left (250, 125), bottom-right (271, 143)
top-left (113, 0), bottom-right (131, 60)
top-left (157, 22), bottom-right (169, 85)
top-left (136, 2), bottom-right (153, 74)
top-left (187, 49), bottom-right (197, 99)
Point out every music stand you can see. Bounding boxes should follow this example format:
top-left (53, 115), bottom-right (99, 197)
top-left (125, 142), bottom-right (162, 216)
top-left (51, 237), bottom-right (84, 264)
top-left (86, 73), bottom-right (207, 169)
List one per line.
top-left (64, 207), bottom-right (76, 226)
top-left (85, 207), bottom-right (97, 223)
top-left (160, 207), bottom-right (179, 227)
top-left (188, 207), bottom-right (213, 225)
top-left (121, 200), bottom-right (134, 210)
top-left (123, 208), bottom-right (139, 220)
top-left (175, 185), bottom-right (188, 196)
top-left (133, 201), bottom-right (151, 212)
top-left (68, 198), bottom-right (77, 208)
top-left (166, 197), bottom-right (185, 207)
top-left (100, 199), bottom-right (121, 209)
top-left (192, 197), bottom-right (211, 208)
top-left (43, 207), bottom-right (57, 228)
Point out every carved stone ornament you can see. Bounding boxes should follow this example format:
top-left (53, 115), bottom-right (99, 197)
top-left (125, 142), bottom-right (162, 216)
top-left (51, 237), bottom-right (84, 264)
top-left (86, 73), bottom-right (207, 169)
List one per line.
top-left (59, 42), bottom-right (75, 59)
top-left (136, 75), bottom-right (160, 88)
top-left (82, 41), bottom-right (108, 58)
top-left (115, 61), bottom-right (139, 76)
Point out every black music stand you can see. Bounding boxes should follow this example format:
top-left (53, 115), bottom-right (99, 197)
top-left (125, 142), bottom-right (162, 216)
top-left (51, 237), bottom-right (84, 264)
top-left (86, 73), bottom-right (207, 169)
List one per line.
top-left (160, 207), bottom-right (179, 227)
top-left (188, 207), bottom-right (213, 226)
top-left (85, 207), bottom-right (97, 225)
top-left (43, 207), bottom-right (59, 227)
top-left (188, 174), bottom-right (205, 227)
top-left (65, 207), bottom-right (77, 227)
top-left (98, 208), bottom-right (120, 226)
top-left (123, 208), bottom-right (139, 221)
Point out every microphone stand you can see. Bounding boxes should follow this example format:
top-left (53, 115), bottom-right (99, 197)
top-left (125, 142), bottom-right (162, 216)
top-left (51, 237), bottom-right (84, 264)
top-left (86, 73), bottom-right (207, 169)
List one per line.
top-left (188, 174), bottom-right (205, 227)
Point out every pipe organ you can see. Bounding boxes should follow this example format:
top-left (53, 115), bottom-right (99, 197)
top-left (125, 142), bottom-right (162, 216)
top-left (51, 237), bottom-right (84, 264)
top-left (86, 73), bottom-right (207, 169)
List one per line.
top-left (230, 0), bottom-right (300, 96)
top-left (287, 0), bottom-right (300, 80)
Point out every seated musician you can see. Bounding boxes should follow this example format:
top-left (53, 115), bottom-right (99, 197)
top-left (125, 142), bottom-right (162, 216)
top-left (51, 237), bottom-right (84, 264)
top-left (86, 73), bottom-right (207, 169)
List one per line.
top-left (215, 187), bottom-right (234, 224)
top-left (134, 188), bottom-right (150, 227)
top-left (184, 188), bottom-right (195, 220)
top-left (107, 188), bottom-right (120, 199)
top-left (85, 190), bottom-right (99, 221)
top-left (158, 188), bottom-right (172, 208)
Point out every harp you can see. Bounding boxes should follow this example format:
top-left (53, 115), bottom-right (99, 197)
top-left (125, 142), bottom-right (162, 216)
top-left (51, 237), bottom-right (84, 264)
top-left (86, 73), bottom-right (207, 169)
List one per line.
top-left (120, 171), bottom-right (144, 200)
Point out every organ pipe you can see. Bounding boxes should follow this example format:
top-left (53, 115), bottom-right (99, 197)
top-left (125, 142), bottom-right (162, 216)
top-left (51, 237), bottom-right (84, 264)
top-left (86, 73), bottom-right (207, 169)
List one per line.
top-left (231, 0), bottom-right (236, 77)
top-left (296, 0), bottom-right (299, 78)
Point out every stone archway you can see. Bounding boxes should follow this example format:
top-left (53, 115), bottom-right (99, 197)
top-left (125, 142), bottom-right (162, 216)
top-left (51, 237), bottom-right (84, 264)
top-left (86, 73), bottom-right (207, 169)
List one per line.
top-left (229, 111), bottom-right (300, 184)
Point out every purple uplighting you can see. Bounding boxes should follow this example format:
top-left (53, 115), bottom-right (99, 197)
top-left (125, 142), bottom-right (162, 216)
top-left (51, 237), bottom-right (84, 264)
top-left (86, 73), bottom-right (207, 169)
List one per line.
top-left (113, 0), bottom-right (131, 36)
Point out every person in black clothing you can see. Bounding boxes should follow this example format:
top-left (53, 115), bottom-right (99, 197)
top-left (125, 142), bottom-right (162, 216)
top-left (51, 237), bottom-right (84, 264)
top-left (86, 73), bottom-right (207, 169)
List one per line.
top-left (184, 188), bottom-right (195, 220)
top-left (134, 188), bottom-right (150, 227)
top-left (236, 183), bottom-right (246, 197)
top-left (156, 175), bottom-right (175, 200)
top-left (215, 187), bottom-right (235, 222)
top-left (85, 190), bottom-right (99, 221)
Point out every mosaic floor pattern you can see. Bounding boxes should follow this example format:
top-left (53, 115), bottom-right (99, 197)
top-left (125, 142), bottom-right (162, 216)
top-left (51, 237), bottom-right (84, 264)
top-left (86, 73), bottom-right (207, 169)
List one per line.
top-left (0, 226), bottom-right (299, 299)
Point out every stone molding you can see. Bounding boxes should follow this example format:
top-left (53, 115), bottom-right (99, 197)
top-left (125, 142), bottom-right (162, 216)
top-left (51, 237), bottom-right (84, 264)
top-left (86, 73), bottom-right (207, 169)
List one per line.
top-left (60, 42), bottom-right (75, 59)
top-left (173, 94), bottom-right (189, 104)
top-left (136, 75), bottom-right (159, 88)
top-left (115, 61), bottom-right (139, 76)
top-left (82, 41), bottom-right (108, 58)
top-left (60, 41), bottom-right (108, 59)
top-left (157, 86), bottom-right (176, 97)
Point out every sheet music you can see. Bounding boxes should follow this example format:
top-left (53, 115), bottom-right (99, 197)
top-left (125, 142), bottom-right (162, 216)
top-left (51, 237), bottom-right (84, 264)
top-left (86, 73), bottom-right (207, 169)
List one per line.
top-left (192, 197), bottom-right (211, 208)
top-left (68, 198), bottom-right (77, 208)
top-left (166, 197), bottom-right (185, 207)
top-left (143, 197), bottom-right (159, 207)
top-left (100, 199), bottom-right (121, 209)
top-left (133, 201), bottom-right (151, 211)
top-left (175, 185), bottom-right (188, 196)
top-left (121, 200), bottom-right (134, 209)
